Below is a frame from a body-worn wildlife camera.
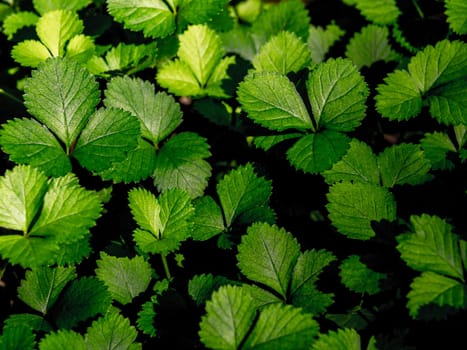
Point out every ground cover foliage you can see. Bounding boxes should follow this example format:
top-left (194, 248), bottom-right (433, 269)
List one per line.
top-left (0, 0), bottom-right (466, 348)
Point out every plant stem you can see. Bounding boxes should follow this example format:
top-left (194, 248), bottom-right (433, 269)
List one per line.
top-left (0, 88), bottom-right (22, 104)
top-left (411, 0), bottom-right (424, 19)
top-left (161, 254), bottom-right (171, 279)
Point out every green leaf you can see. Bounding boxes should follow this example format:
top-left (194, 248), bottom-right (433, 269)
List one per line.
top-left (326, 182), bottom-right (397, 240)
top-left (156, 60), bottom-right (203, 97)
top-left (95, 252), bottom-right (153, 305)
top-left (345, 25), bottom-right (399, 68)
top-left (378, 143), bottom-right (432, 187)
top-left (105, 77), bottom-right (182, 144)
top-left (53, 277), bottom-right (112, 329)
top-left (445, 0), bottom-right (467, 34)
top-left (128, 188), bottom-right (162, 239)
top-left (23, 58), bottom-right (100, 149)
top-left (312, 328), bottom-right (362, 350)
top-left (55, 235), bottom-right (91, 266)
top-left (11, 40), bottom-right (51, 68)
top-left (253, 133), bottom-right (302, 151)
top-left (242, 284), bottom-right (282, 310)
top-left (252, 31), bottom-right (311, 74)
top-left (322, 139), bottom-right (380, 185)
top-left (340, 255), bottom-right (386, 295)
top-left (64, 34), bottom-right (95, 63)
top-left (0, 325), bottom-right (35, 350)
top-left (420, 132), bottom-right (457, 170)
top-left (33, 0), bottom-right (91, 15)
top-left (3, 11), bottom-right (38, 39)
top-left (188, 273), bottom-right (233, 306)
top-left (0, 235), bottom-right (59, 268)
top-left (352, 0), bottom-right (400, 25)
top-left (199, 285), bottom-right (257, 350)
top-left (237, 222), bottom-right (301, 299)
top-left (18, 266), bottom-right (76, 315)
top-left (220, 24), bottom-right (257, 61)
top-left (178, 0), bottom-right (229, 25)
top-left (137, 301), bottom-right (157, 337)
top-left (243, 303), bottom-right (319, 350)
top-left (191, 196), bottom-right (225, 241)
top-left (238, 71), bottom-right (314, 132)
top-left (39, 330), bottom-right (86, 350)
top-left (287, 131), bottom-right (351, 174)
top-left (216, 163), bottom-right (273, 227)
top-left (406, 271), bottom-right (466, 318)
top-left (106, 0), bottom-right (175, 38)
top-left (4, 314), bottom-right (52, 333)
top-left (85, 310), bottom-right (140, 350)
top-left (397, 214), bottom-right (464, 280)
top-left (0, 165), bottom-right (48, 232)
top-left (307, 58), bottom-right (368, 131)
top-left (308, 23), bottom-right (345, 64)
top-left (0, 118), bottom-right (71, 176)
top-left (72, 107), bottom-right (140, 172)
top-left (153, 132), bottom-right (212, 198)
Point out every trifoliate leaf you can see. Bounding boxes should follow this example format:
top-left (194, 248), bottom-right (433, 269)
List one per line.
top-left (312, 328), bottom-right (362, 350)
top-left (308, 23), bottom-right (345, 64)
top-left (307, 58), bottom-right (368, 131)
top-left (188, 273), bottom-right (233, 306)
top-left (39, 330), bottom-right (86, 350)
top-left (23, 58), bottom-right (100, 149)
top-left (406, 271), bottom-right (466, 318)
top-left (322, 139), bottom-right (379, 185)
top-left (72, 108), bottom-right (140, 172)
top-left (397, 214), bottom-right (464, 280)
top-left (252, 31), bottom-right (311, 74)
top-left (4, 314), bottom-right (52, 333)
top-left (243, 303), bottom-right (319, 350)
top-left (0, 118), bottom-right (71, 176)
top-left (153, 132), bottom-right (212, 198)
top-left (128, 188), bottom-right (162, 239)
top-left (340, 255), bottom-right (386, 295)
top-left (105, 77), bottom-right (182, 144)
top-left (3, 11), bottom-right (38, 39)
top-left (0, 165), bottom-right (48, 233)
top-left (0, 325), bottom-right (35, 350)
top-left (33, 0), bottom-right (91, 15)
top-left (106, 0), bottom-right (175, 39)
top-left (18, 266), bottom-right (76, 315)
top-left (237, 222), bottom-right (301, 299)
top-left (241, 284), bottom-right (282, 310)
top-left (191, 196), bottom-right (225, 241)
top-left (346, 25), bottom-right (399, 68)
top-left (53, 277), bottom-right (112, 329)
top-left (352, 0), bottom-right (400, 25)
top-left (287, 131), bottom-right (351, 174)
top-left (11, 40), bottom-right (51, 68)
top-left (378, 143), bottom-right (432, 187)
top-left (216, 163), bottom-right (272, 227)
top-left (156, 60), bottom-right (203, 97)
top-left (95, 252), bottom-right (153, 305)
top-left (420, 132), bottom-right (457, 170)
top-left (85, 310), bottom-right (140, 350)
top-left (137, 301), bottom-right (157, 337)
top-left (238, 71), bottom-right (314, 132)
top-left (326, 182), bottom-right (397, 240)
top-left (445, 0), bottom-right (467, 34)
top-left (199, 285), bottom-right (257, 350)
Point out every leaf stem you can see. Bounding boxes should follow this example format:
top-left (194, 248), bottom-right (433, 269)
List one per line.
top-left (411, 0), bottom-right (424, 19)
top-left (0, 88), bottom-right (23, 104)
top-left (161, 254), bottom-right (171, 279)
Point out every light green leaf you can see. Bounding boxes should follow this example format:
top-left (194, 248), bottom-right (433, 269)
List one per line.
top-left (0, 235), bottom-right (59, 268)
top-left (237, 222), bottom-right (301, 299)
top-left (352, 0), bottom-right (400, 25)
top-left (203, 55), bottom-right (236, 98)
top-left (106, 0), bottom-right (175, 38)
top-left (39, 330), bottom-right (86, 350)
top-left (445, 0), bottom-right (467, 34)
top-left (407, 271), bottom-right (466, 318)
top-left (55, 235), bottom-right (91, 266)
top-left (216, 163), bottom-right (272, 227)
top-left (128, 188), bottom-right (162, 239)
top-left (397, 214), bottom-right (464, 280)
top-left (188, 273), bottom-right (233, 306)
top-left (3, 11), bottom-right (39, 39)
top-left (95, 253), bottom-right (153, 305)
top-left (23, 58), bottom-right (100, 149)
top-left (105, 76), bottom-right (182, 144)
top-left (242, 284), bottom-right (282, 310)
top-left (153, 132), bottom-right (211, 198)
top-left (322, 139), bottom-right (379, 185)
top-left (346, 25), bottom-right (399, 68)
top-left (326, 182), bottom-right (397, 240)
top-left (0, 118), bottom-right (71, 177)
top-left (11, 40), bottom-right (51, 68)
top-left (307, 58), bottom-right (368, 131)
top-left (33, 0), bottom-right (91, 15)
top-left (312, 328), bottom-right (362, 350)
top-left (199, 285), bottom-right (256, 350)
top-left (178, 0), bottom-right (229, 24)
top-left (65, 34), bottom-right (95, 63)
top-left (0, 326), bottom-right (35, 350)
top-left (238, 71), bottom-right (314, 132)
top-left (158, 188), bottom-right (194, 243)
top-left (420, 132), bottom-right (457, 170)
top-left (18, 266), bottom-right (76, 315)
top-left (308, 23), bottom-right (345, 64)
top-left (253, 31), bottom-right (311, 74)
top-left (156, 60), bottom-right (203, 97)
top-left (287, 131), bottom-right (351, 174)
top-left (72, 107), bottom-right (140, 172)
top-left (340, 255), bottom-right (386, 295)
top-left (85, 310), bottom-right (140, 350)
top-left (191, 196), bottom-right (225, 241)
top-left (243, 303), bottom-right (319, 350)
top-left (378, 143), bottom-right (432, 187)
top-left (0, 165), bottom-right (48, 233)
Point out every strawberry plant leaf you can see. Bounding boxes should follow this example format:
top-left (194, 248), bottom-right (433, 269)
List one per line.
top-left (216, 163), bottom-right (273, 227)
top-left (65, 34), bottom-right (95, 63)
top-left (4, 314), bottom-right (53, 333)
top-left (39, 330), bottom-right (86, 350)
top-left (178, 0), bottom-right (229, 25)
top-left (2, 11), bottom-right (38, 39)
top-left (242, 303), bottom-right (319, 350)
top-left (242, 284), bottom-right (282, 309)
top-left (237, 71), bottom-right (314, 132)
top-left (32, 0), bottom-right (91, 15)
top-left (137, 301), bottom-right (157, 337)
top-left (0, 235), bottom-right (59, 268)
top-left (420, 132), bottom-right (457, 170)
top-left (326, 182), bottom-right (397, 240)
top-left (350, 0), bottom-right (400, 25)
top-left (128, 188), bottom-right (162, 238)
top-left (253, 133), bottom-right (302, 152)
top-left (445, 0), bottom-right (467, 34)
top-left (156, 60), bottom-right (203, 97)
top-left (199, 285), bottom-right (257, 350)
top-left (95, 252), bottom-right (153, 305)
top-left (17, 266), bottom-right (76, 315)
top-left (340, 255), bottom-right (387, 295)
top-left (312, 328), bottom-right (366, 350)
top-left (0, 326), bottom-right (35, 350)
top-left (191, 196), bottom-right (225, 241)
top-left (252, 31), bottom-right (311, 74)
top-left (397, 214), bottom-right (464, 280)
top-left (23, 58), bottom-right (100, 150)
top-left (308, 23), bottom-right (345, 64)
top-left (220, 24), bottom-right (257, 61)
top-left (188, 273), bottom-right (234, 306)
top-left (237, 222), bottom-right (301, 299)
top-left (153, 132), bottom-right (212, 198)
top-left (10, 40), bottom-right (51, 68)
top-left (307, 58), bottom-right (368, 131)
top-left (72, 108), bottom-right (140, 173)
top-left (55, 235), bottom-right (91, 266)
